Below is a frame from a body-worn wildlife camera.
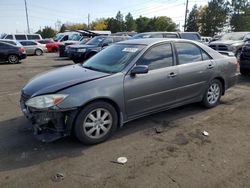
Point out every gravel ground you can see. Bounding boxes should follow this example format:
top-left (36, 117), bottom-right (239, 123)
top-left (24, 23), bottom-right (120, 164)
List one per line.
top-left (0, 53), bottom-right (249, 188)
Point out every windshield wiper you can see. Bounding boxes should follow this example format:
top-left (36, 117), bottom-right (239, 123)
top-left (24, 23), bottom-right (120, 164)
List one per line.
top-left (82, 65), bottom-right (105, 72)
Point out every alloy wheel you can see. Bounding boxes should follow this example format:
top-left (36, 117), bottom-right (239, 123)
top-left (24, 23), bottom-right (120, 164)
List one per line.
top-left (207, 83), bottom-right (220, 105)
top-left (8, 55), bottom-right (18, 64)
top-left (83, 108), bottom-right (113, 139)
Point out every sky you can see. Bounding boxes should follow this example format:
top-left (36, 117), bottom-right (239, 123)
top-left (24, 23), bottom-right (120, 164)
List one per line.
top-left (0, 0), bottom-right (209, 34)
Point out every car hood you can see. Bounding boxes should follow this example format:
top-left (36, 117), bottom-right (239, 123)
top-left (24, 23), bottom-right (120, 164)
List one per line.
top-left (22, 64), bottom-right (110, 97)
top-left (210, 40), bottom-right (243, 46)
top-left (70, 44), bottom-right (98, 49)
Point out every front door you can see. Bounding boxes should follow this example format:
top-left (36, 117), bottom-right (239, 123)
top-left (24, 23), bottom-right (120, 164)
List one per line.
top-left (124, 43), bottom-right (179, 117)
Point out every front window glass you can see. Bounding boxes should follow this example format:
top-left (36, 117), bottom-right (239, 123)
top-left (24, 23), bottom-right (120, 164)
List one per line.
top-left (175, 42), bottom-right (203, 64)
top-left (53, 34), bottom-right (64, 42)
top-left (82, 44), bottom-right (145, 73)
top-left (137, 43), bottom-right (173, 70)
top-left (221, 33), bottom-right (247, 41)
top-left (6, 35), bottom-right (13, 39)
top-left (86, 36), bottom-right (106, 45)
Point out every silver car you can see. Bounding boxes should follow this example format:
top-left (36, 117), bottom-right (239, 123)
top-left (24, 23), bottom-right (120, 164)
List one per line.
top-left (19, 40), bottom-right (47, 56)
top-left (20, 39), bottom-right (237, 144)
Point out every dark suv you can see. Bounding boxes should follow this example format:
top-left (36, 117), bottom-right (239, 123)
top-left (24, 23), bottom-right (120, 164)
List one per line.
top-left (132, 32), bottom-right (201, 41)
top-left (67, 36), bottom-right (131, 63)
top-left (239, 40), bottom-right (250, 75)
top-left (209, 32), bottom-right (250, 58)
top-left (0, 42), bottom-right (26, 64)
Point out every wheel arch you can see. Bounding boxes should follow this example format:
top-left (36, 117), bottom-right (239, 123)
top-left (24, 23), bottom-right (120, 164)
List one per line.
top-left (73, 97), bottom-right (123, 129)
top-left (213, 76), bottom-right (225, 95)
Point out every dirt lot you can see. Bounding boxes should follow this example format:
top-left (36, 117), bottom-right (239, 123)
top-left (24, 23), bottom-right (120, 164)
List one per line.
top-left (0, 53), bottom-right (250, 188)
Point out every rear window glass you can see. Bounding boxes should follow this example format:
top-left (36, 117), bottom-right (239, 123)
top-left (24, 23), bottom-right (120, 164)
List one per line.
top-left (163, 34), bottom-right (179, 38)
top-left (27, 35), bottom-right (40, 40)
top-left (15, 35), bottom-right (26, 40)
top-left (180, 33), bottom-right (201, 41)
top-left (175, 42), bottom-right (203, 64)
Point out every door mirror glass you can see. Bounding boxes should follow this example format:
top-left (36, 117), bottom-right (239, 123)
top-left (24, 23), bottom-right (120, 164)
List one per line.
top-left (131, 65), bottom-right (149, 75)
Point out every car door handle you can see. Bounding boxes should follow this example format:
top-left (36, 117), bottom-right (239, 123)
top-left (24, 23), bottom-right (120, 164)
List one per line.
top-left (168, 72), bottom-right (177, 78)
top-left (207, 64), bottom-right (214, 69)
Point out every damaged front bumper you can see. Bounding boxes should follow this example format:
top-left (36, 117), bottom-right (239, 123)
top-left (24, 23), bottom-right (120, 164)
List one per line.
top-left (20, 95), bottom-right (77, 142)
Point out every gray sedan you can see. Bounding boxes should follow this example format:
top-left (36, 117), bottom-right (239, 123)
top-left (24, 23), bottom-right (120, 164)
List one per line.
top-left (20, 39), bottom-right (237, 144)
top-left (19, 40), bottom-right (47, 56)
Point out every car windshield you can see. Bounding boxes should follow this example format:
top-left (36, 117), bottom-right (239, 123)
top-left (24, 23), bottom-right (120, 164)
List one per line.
top-left (82, 44), bottom-right (145, 73)
top-left (86, 36), bottom-right (106, 45)
top-left (133, 33), bottom-right (151, 39)
top-left (53, 34), bottom-right (65, 42)
top-left (221, 33), bottom-right (247, 41)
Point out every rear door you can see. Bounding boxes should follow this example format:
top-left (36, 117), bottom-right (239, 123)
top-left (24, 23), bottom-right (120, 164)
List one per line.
top-left (174, 42), bottom-right (213, 102)
top-left (124, 43), bottom-right (179, 117)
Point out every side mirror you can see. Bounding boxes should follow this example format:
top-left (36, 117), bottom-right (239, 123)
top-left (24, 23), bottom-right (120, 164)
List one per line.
top-left (130, 65), bottom-right (149, 75)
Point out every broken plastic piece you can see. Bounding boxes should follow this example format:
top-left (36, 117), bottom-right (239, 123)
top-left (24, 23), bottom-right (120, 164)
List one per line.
top-left (51, 173), bottom-right (65, 182)
top-left (202, 131), bottom-right (209, 136)
top-left (117, 157), bottom-right (128, 164)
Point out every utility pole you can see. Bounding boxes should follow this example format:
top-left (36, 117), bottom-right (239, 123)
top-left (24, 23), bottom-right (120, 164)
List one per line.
top-left (24, 0), bottom-right (30, 33)
top-left (184, 0), bottom-right (189, 31)
top-left (88, 14), bottom-right (90, 29)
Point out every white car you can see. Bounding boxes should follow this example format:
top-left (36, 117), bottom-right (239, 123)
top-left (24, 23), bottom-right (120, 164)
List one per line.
top-left (19, 40), bottom-right (47, 56)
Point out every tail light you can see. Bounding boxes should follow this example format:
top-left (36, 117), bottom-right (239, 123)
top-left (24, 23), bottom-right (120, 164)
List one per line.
top-left (19, 47), bottom-right (25, 53)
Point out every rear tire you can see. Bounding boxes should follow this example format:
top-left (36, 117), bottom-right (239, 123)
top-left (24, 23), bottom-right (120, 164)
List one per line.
top-left (202, 79), bottom-right (222, 108)
top-left (240, 68), bottom-right (248, 75)
top-left (74, 101), bottom-right (118, 145)
top-left (35, 49), bottom-right (43, 56)
top-left (8, 54), bottom-right (19, 64)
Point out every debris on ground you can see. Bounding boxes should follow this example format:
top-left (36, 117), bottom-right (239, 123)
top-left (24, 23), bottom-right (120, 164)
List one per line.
top-left (155, 126), bottom-right (164, 134)
top-left (111, 157), bottom-right (128, 165)
top-left (202, 131), bottom-right (209, 136)
top-left (51, 173), bottom-right (65, 182)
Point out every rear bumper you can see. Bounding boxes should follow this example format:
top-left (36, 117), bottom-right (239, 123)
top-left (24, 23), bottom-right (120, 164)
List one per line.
top-left (226, 73), bottom-right (238, 90)
top-left (19, 53), bottom-right (27, 60)
top-left (68, 51), bottom-right (85, 60)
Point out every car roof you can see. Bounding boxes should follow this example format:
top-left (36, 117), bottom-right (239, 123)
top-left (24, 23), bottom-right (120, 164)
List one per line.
top-left (0, 41), bottom-right (17, 47)
top-left (118, 38), bottom-right (199, 45)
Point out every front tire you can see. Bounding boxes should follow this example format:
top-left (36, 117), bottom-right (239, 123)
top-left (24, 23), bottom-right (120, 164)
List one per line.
top-left (35, 49), bottom-right (43, 56)
top-left (74, 101), bottom-right (118, 145)
top-left (202, 79), bottom-right (222, 108)
top-left (8, 54), bottom-right (19, 64)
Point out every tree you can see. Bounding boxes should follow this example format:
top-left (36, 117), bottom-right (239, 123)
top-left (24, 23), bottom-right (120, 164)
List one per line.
top-left (230, 0), bottom-right (250, 31)
top-left (115, 11), bottom-right (125, 31)
top-left (59, 24), bottom-right (67, 33)
top-left (125, 13), bottom-right (136, 31)
top-left (186, 5), bottom-right (200, 32)
top-left (135, 16), bottom-right (150, 32)
top-left (65, 23), bottom-right (88, 30)
top-left (199, 0), bottom-right (229, 36)
top-left (91, 19), bottom-right (108, 30)
top-left (152, 16), bottom-right (177, 31)
top-left (36, 26), bottom-right (57, 38)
